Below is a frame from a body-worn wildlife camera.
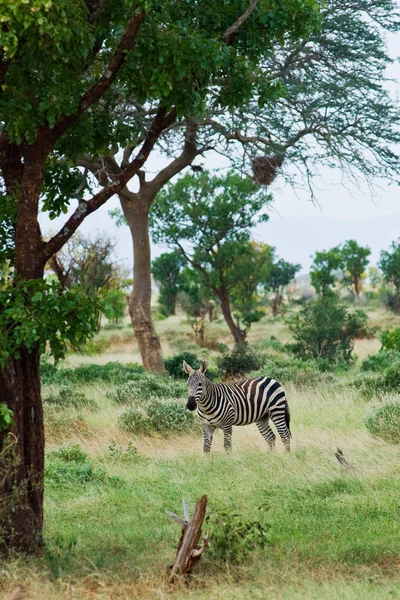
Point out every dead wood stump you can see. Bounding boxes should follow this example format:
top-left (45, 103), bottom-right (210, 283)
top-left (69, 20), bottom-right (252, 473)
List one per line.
top-left (335, 448), bottom-right (356, 472)
top-left (167, 496), bottom-right (209, 582)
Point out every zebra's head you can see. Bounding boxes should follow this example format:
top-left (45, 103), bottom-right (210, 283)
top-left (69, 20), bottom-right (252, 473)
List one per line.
top-left (183, 360), bottom-right (208, 410)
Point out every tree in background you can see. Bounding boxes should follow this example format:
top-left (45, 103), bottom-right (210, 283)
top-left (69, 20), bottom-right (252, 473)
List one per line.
top-left (379, 240), bottom-right (400, 314)
top-left (152, 252), bottom-right (185, 317)
top-left (150, 171), bottom-right (271, 343)
top-left (310, 248), bottom-right (342, 297)
top-left (340, 240), bottom-right (371, 300)
top-left (230, 242), bottom-right (274, 330)
top-left (178, 267), bottom-right (215, 345)
top-left (265, 258), bottom-right (301, 316)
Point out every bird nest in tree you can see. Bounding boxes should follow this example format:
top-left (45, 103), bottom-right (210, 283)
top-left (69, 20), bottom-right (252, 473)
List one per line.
top-left (252, 155), bottom-right (284, 185)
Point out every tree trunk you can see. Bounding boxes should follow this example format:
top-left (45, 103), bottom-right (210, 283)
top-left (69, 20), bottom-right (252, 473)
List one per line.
top-left (0, 144), bottom-right (47, 552)
top-left (0, 347), bottom-right (44, 552)
top-left (120, 190), bottom-right (165, 372)
top-left (354, 275), bottom-right (360, 300)
top-left (217, 288), bottom-right (246, 343)
top-left (272, 295), bottom-right (278, 317)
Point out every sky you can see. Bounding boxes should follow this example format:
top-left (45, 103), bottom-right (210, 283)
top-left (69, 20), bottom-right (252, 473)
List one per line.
top-left (40, 11), bottom-right (400, 275)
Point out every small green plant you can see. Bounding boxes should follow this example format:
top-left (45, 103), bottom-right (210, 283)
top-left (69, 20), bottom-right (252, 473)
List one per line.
top-left (365, 402), bottom-right (400, 443)
top-left (218, 343), bottom-right (265, 378)
top-left (45, 444), bottom-right (106, 484)
top-left (43, 385), bottom-right (97, 410)
top-left (207, 508), bottom-right (270, 562)
top-left (164, 352), bottom-right (201, 379)
top-left (118, 400), bottom-right (196, 434)
top-left (108, 441), bottom-right (139, 462)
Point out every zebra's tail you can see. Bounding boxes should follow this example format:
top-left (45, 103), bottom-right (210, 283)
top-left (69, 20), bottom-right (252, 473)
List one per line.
top-left (285, 400), bottom-right (292, 438)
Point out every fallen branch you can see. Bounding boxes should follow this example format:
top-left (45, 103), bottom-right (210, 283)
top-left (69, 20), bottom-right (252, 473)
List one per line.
top-left (167, 495), bottom-right (209, 582)
top-left (335, 448), bottom-right (356, 472)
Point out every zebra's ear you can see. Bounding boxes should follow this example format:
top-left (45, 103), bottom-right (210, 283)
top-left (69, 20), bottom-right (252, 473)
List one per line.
top-left (182, 360), bottom-right (194, 375)
top-left (200, 361), bottom-right (208, 373)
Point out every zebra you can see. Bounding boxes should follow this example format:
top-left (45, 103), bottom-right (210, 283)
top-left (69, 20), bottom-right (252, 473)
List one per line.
top-left (183, 360), bottom-right (291, 453)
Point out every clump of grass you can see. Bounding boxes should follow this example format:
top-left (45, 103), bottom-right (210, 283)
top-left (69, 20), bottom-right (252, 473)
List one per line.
top-left (41, 361), bottom-right (144, 385)
top-left (108, 375), bottom-right (187, 404)
top-left (118, 399), bottom-right (196, 434)
top-left (45, 444), bottom-right (106, 484)
top-left (44, 406), bottom-right (91, 441)
top-left (43, 385), bottom-right (97, 410)
top-left (365, 401), bottom-right (400, 444)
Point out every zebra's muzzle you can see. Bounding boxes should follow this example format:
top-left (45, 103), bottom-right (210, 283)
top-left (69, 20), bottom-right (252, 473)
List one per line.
top-left (186, 396), bottom-right (197, 411)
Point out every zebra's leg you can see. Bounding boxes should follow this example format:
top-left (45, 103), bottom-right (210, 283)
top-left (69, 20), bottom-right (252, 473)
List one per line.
top-left (202, 423), bottom-right (216, 453)
top-left (270, 409), bottom-right (291, 452)
top-left (222, 425), bottom-right (233, 452)
top-left (256, 417), bottom-right (276, 451)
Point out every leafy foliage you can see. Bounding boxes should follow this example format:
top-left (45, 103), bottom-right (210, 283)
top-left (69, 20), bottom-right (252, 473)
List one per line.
top-left (0, 280), bottom-right (102, 367)
top-left (164, 352), bottom-right (201, 379)
top-left (289, 297), bottom-right (367, 363)
top-left (45, 444), bottom-right (106, 485)
top-left (340, 240), bottom-right (371, 298)
top-left (310, 247), bottom-right (342, 297)
top-left (152, 251), bottom-right (185, 317)
top-left (0, 404), bottom-right (13, 431)
top-left (108, 375), bottom-right (186, 405)
top-left (207, 509), bottom-right (270, 563)
top-left (365, 402), bottom-right (400, 444)
top-left (43, 386), bottom-right (96, 410)
top-left (40, 361), bottom-right (144, 385)
top-left (380, 328), bottom-right (400, 352)
top-left (118, 399), bottom-right (196, 434)
top-left (217, 343), bottom-right (265, 379)
top-left (379, 240), bottom-right (400, 311)
top-left (361, 350), bottom-right (400, 372)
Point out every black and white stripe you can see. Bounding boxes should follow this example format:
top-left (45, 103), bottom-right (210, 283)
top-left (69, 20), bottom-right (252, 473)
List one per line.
top-left (183, 360), bottom-right (291, 452)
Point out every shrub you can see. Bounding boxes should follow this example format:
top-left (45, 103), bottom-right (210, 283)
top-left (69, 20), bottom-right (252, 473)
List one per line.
top-left (44, 407), bottom-right (91, 441)
top-left (361, 350), bottom-right (399, 372)
top-left (218, 343), bottom-right (265, 379)
top-left (354, 361), bottom-right (400, 397)
top-left (118, 399), bottom-right (195, 434)
top-left (41, 361), bottom-right (144, 385)
top-left (108, 375), bottom-right (187, 405)
top-left (207, 509), bottom-right (270, 563)
top-left (365, 402), bottom-right (400, 443)
top-left (289, 297), bottom-right (366, 363)
top-left (380, 328), bottom-right (400, 352)
top-left (45, 444), bottom-right (106, 484)
top-left (108, 441), bottom-right (140, 462)
top-left (164, 352), bottom-right (201, 379)
top-left (43, 385), bottom-right (97, 410)
top-left (75, 338), bottom-right (111, 355)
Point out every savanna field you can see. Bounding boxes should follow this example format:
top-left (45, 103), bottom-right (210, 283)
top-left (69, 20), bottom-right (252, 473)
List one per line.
top-left (1, 306), bottom-right (400, 600)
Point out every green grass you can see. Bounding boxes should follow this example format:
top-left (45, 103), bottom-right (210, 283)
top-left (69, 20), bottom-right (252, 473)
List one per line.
top-left (2, 309), bottom-right (400, 599)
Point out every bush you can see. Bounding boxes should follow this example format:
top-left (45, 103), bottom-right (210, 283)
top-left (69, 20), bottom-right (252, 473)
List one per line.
top-left (218, 343), bottom-right (265, 378)
top-left (43, 385), bottom-right (97, 410)
top-left (380, 328), bottom-right (400, 352)
top-left (361, 350), bottom-right (399, 372)
top-left (365, 402), bottom-right (400, 443)
top-left (75, 338), bottom-right (111, 355)
top-left (164, 352), bottom-right (201, 379)
top-left (108, 375), bottom-right (187, 405)
top-left (207, 509), bottom-right (270, 563)
top-left (289, 297), bottom-right (366, 364)
top-left (354, 361), bottom-right (400, 397)
top-left (45, 444), bottom-right (106, 484)
top-left (118, 399), bottom-right (196, 434)
top-left (41, 361), bottom-right (144, 385)
top-left (380, 288), bottom-right (399, 313)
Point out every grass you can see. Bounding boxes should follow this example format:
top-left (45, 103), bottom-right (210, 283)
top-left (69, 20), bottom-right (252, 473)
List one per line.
top-left (2, 308), bottom-right (400, 599)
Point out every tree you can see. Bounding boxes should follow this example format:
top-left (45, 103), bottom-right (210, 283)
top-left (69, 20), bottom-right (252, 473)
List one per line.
top-left (109, 0), bottom-right (399, 372)
top-left (310, 247), bottom-right (342, 297)
top-left (379, 240), bottom-right (400, 314)
top-left (230, 242), bottom-right (274, 329)
top-left (150, 171), bottom-right (272, 343)
top-left (265, 258), bottom-right (301, 316)
top-left (178, 267), bottom-right (215, 345)
top-left (340, 240), bottom-right (371, 299)
top-left (152, 252), bottom-right (185, 317)
top-left (1, 1), bottom-right (323, 552)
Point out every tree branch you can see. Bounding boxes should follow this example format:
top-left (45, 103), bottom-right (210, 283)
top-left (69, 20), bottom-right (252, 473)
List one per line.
top-left (39, 9), bottom-right (145, 145)
top-left (43, 106), bottom-right (177, 260)
top-left (222, 0), bottom-right (260, 45)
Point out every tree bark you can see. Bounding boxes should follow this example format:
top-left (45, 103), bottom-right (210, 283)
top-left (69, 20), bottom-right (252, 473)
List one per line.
top-left (120, 190), bottom-right (165, 373)
top-left (0, 347), bottom-right (44, 552)
top-left (217, 288), bottom-right (246, 343)
top-left (272, 294), bottom-right (278, 317)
